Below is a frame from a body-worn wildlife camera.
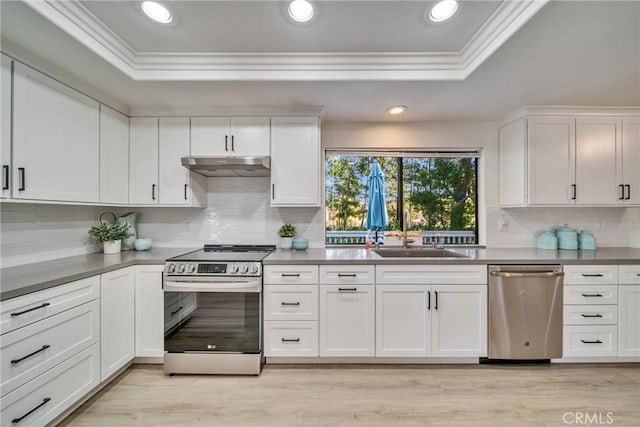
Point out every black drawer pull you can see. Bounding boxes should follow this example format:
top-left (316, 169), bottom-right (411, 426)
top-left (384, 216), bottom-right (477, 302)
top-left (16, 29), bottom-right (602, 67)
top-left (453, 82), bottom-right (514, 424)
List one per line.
top-left (11, 345), bottom-right (50, 365)
top-left (581, 314), bottom-right (603, 318)
top-left (281, 273), bottom-right (300, 277)
top-left (581, 273), bottom-right (604, 277)
top-left (338, 287), bottom-right (357, 292)
top-left (281, 337), bottom-right (300, 342)
top-left (12, 397), bottom-right (51, 424)
top-left (281, 301), bottom-right (300, 306)
top-left (581, 339), bottom-right (603, 344)
top-left (11, 303), bottom-right (50, 317)
top-left (581, 293), bottom-right (603, 298)
top-left (338, 273), bottom-right (357, 277)
top-left (170, 306), bottom-right (183, 316)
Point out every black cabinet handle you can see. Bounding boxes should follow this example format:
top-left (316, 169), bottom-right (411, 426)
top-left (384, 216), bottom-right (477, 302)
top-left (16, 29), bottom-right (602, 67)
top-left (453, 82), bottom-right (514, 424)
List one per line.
top-left (571, 184), bottom-right (576, 200)
top-left (281, 273), bottom-right (300, 277)
top-left (18, 167), bottom-right (25, 191)
top-left (625, 184), bottom-right (631, 200)
top-left (338, 273), bottom-right (357, 277)
top-left (581, 274), bottom-right (603, 277)
top-left (281, 337), bottom-right (300, 342)
top-left (184, 184), bottom-right (188, 200)
top-left (581, 314), bottom-right (603, 318)
top-left (338, 287), bottom-right (357, 292)
top-left (427, 290), bottom-right (431, 310)
top-left (581, 339), bottom-right (603, 344)
top-left (619, 184), bottom-right (625, 200)
top-left (12, 397), bottom-right (51, 424)
top-left (225, 135), bottom-right (228, 151)
top-left (281, 301), bottom-right (300, 306)
top-left (581, 293), bottom-right (603, 298)
top-left (2, 164), bottom-right (8, 190)
top-left (152, 184), bottom-right (156, 200)
top-left (272, 184), bottom-right (275, 200)
top-left (170, 306), bottom-right (183, 316)
top-left (231, 135), bottom-right (235, 152)
top-left (434, 291), bottom-right (439, 310)
top-left (11, 302), bottom-right (50, 317)
top-left (11, 345), bottom-right (50, 365)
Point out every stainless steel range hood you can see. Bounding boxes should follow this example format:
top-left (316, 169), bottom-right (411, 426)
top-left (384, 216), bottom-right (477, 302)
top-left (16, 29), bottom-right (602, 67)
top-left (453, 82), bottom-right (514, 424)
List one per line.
top-left (181, 156), bottom-right (270, 177)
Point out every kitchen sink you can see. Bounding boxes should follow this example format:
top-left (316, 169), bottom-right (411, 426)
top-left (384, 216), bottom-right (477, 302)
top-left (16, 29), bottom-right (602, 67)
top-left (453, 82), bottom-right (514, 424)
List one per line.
top-left (373, 248), bottom-right (469, 258)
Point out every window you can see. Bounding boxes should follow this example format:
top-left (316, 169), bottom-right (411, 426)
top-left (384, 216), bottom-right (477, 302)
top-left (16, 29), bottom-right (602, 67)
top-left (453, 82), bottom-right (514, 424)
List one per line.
top-left (325, 151), bottom-right (478, 245)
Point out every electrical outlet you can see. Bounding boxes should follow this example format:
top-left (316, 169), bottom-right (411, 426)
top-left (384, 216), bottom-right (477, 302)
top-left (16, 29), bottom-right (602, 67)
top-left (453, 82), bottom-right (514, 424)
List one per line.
top-left (498, 216), bottom-right (508, 232)
top-left (597, 219), bottom-right (606, 231)
top-left (305, 223), bottom-right (315, 232)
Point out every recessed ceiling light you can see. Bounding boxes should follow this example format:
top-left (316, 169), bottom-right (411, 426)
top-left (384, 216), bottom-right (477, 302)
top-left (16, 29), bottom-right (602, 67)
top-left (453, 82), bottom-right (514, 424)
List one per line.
top-left (288, 0), bottom-right (314, 23)
top-left (429, 0), bottom-right (459, 23)
top-left (141, 1), bottom-right (172, 24)
top-left (386, 105), bottom-right (408, 115)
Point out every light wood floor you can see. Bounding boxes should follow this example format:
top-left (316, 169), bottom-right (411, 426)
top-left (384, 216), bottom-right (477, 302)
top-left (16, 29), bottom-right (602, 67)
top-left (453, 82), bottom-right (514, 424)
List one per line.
top-left (60, 363), bottom-right (640, 427)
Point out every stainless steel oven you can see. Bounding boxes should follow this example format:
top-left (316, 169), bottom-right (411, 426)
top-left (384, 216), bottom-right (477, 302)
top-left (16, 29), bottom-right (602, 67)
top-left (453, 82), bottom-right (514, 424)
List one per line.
top-left (163, 245), bottom-right (274, 375)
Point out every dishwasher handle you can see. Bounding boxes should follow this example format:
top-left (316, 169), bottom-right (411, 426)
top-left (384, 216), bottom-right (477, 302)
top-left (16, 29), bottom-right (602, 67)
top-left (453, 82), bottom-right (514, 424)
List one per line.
top-left (490, 271), bottom-right (564, 278)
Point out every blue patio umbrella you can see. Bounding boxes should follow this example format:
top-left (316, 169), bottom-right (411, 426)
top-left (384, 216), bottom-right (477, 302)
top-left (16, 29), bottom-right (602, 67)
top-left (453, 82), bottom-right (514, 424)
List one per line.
top-left (365, 161), bottom-right (388, 241)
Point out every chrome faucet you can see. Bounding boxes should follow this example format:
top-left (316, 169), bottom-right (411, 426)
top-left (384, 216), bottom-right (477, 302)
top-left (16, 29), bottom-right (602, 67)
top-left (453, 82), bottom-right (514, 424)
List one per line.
top-left (402, 209), bottom-right (414, 249)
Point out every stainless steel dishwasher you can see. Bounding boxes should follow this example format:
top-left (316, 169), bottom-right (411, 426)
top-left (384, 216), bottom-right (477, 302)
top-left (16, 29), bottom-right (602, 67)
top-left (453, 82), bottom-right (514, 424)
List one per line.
top-left (488, 265), bottom-right (564, 360)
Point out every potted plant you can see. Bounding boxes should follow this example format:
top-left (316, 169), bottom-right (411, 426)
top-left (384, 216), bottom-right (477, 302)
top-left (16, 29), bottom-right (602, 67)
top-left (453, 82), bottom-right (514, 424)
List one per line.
top-left (88, 222), bottom-right (133, 254)
top-left (277, 223), bottom-right (296, 249)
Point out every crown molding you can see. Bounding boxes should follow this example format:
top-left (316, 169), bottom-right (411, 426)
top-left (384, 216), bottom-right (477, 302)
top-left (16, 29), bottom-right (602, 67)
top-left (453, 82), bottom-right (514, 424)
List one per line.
top-left (25, 0), bottom-right (548, 81)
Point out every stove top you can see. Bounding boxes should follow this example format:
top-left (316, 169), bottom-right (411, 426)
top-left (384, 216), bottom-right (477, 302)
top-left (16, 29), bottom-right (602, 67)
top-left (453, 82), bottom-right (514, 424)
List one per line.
top-left (169, 244), bottom-right (276, 263)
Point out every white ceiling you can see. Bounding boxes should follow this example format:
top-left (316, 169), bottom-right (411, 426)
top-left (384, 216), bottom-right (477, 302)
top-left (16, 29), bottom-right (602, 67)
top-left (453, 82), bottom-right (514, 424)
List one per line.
top-left (1, 1), bottom-right (638, 122)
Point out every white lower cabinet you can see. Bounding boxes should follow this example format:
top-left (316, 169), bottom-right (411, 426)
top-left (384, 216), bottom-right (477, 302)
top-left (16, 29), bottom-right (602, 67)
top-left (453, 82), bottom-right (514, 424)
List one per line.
top-left (134, 265), bottom-right (165, 358)
top-left (319, 284), bottom-right (375, 357)
top-left (618, 284), bottom-right (640, 357)
top-left (264, 321), bottom-right (318, 357)
top-left (100, 267), bottom-right (135, 380)
top-left (563, 325), bottom-right (618, 357)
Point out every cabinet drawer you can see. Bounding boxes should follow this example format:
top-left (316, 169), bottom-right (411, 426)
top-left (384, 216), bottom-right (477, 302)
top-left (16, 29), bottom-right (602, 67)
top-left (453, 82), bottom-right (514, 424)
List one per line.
top-left (564, 285), bottom-right (618, 305)
top-left (563, 325), bottom-right (617, 357)
top-left (264, 321), bottom-right (318, 357)
top-left (320, 265), bottom-right (374, 285)
top-left (563, 305), bottom-right (618, 326)
top-left (264, 285), bottom-right (318, 321)
top-left (1, 276), bottom-right (100, 335)
top-left (0, 343), bottom-right (100, 427)
top-left (376, 264), bottom-right (487, 285)
top-left (563, 265), bottom-right (618, 285)
top-left (619, 265), bottom-right (640, 285)
top-left (1, 300), bottom-right (99, 397)
top-left (264, 265), bottom-right (319, 285)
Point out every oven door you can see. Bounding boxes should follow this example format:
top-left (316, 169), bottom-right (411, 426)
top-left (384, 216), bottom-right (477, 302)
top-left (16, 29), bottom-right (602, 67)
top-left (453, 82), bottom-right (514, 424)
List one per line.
top-left (163, 277), bottom-right (262, 354)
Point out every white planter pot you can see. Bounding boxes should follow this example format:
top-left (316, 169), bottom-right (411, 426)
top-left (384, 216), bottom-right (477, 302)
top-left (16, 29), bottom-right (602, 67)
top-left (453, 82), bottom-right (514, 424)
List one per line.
top-left (280, 237), bottom-right (293, 250)
top-left (103, 240), bottom-right (122, 254)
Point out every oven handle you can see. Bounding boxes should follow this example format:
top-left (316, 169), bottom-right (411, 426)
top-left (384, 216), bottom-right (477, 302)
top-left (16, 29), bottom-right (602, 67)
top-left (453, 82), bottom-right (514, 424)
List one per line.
top-left (163, 279), bottom-right (261, 293)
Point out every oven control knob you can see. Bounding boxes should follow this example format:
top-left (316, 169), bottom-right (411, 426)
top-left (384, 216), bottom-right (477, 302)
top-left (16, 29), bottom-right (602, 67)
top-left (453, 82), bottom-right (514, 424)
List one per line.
top-left (167, 263), bottom-right (176, 273)
top-left (229, 264), bottom-right (239, 274)
top-left (177, 264), bottom-right (186, 273)
top-left (239, 264), bottom-right (249, 274)
top-left (249, 264), bottom-right (259, 274)
top-left (187, 264), bottom-right (196, 273)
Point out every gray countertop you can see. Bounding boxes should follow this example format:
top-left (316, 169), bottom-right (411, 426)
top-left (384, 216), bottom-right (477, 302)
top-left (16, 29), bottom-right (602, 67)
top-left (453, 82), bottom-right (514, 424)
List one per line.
top-left (2, 246), bottom-right (639, 301)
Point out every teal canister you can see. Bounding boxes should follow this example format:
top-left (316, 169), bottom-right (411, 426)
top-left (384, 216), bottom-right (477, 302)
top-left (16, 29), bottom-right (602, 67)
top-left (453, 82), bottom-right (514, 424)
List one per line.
top-left (556, 226), bottom-right (578, 250)
top-left (578, 230), bottom-right (596, 250)
top-left (536, 230), bottom-right (558, 250)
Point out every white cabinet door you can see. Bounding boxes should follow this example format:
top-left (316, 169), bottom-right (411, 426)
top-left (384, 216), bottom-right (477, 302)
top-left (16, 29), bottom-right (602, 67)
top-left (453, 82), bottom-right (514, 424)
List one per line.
top-left (134, 265), bottom-right (164, 358)
top-left (100, 267), bottom-right (134, 380)
top-left (99, 106), bottom-right (129, 204)
top-left (622, 117), bottom-right (640, 204)
top-left (618, 285), bottom-right (640, 357)
top-left (129, 117), bottom-right (158, 204)
top-left (527, 116), bottom-right (575, 205)
top-left (498, 118), bottom-right (527, 207)
top-left (1, 54), bottom-right (11, 199)
top-left (190, 117), bottom-right (228, 156)
top-left (270, 116), bottom-right (320, 206)
top-left (376, 285), bottom-right (430, 357)
top-left (12, 63), bottom-right (99, 202)
top-left (230, 117), bottom-right (270, 156)
top-left (575, 117), bottom-right (621, 205)
top-left (319, 284), bottom-right (375, 356)
top-left (431, 285), bottom-right (487, 357)
top-left (159, 117), bottom-right (190, 205)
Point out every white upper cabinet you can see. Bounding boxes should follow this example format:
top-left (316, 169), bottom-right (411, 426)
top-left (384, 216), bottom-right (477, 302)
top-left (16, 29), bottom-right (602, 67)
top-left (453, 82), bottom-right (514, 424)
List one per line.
top-left (12, 63), bottom-right (99, 202)
top-left (99, 106), bottom-right (129, 204)
top-left (159, 117), bottom-right (190, 205)
top-left (621, 117), bottom-right (640, 204)
top-left (498, 119), bottom-right (527, 206)
top-left (575, 117), bottom-right (621, 205)
top-left (190, 116), bottom-right (269, 156)
top-left (129, 117), bottom-right (159, 204)
top-left (1, 54), bottom-right (11, 199)
top-left (270, 116), bottom-right (320, 206)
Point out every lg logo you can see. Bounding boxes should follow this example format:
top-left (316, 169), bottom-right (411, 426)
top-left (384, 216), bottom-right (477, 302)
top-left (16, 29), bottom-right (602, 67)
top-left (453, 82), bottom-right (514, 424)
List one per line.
top-left (562, 412), bottom-right (614, 425)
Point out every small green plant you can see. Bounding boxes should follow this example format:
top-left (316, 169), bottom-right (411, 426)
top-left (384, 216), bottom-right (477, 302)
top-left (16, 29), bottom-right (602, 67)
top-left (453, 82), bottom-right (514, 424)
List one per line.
top-left (277, 223), bottom-right (296, 238)
top-left (88, 222), bottom-right (132, 243)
